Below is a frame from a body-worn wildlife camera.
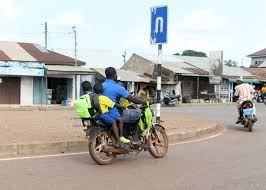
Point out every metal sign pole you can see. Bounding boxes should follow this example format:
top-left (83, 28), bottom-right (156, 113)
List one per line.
top-left (150, 5), bottom-right (167, 124)
top-left (156, 45), bottom-right (162, 123)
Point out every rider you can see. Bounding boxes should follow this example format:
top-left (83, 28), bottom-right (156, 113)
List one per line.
top-left (102, 67), bottom-right (146, 143)
top-left (93, 83), bottom-right (130, 144)
top-left (234, 77), bottom-right (257, 124)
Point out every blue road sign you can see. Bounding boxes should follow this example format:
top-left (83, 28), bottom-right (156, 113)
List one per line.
top-left (150, 6), bottom-right (168, 45)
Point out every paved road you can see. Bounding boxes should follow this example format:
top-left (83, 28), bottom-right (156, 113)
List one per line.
top-left (1, 104), bottom-right (266, 190)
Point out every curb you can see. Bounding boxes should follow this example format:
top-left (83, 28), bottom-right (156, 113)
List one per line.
top-left (0, 124), bottom-right (219, 157)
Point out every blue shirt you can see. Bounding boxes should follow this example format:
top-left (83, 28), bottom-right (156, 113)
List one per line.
top-left (102, 79), bottom-right (129, 102)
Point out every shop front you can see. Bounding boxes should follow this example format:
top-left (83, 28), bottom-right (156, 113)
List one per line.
top-left (0, 61), bottom-right (45, 105)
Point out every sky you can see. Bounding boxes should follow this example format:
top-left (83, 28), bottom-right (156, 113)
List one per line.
top-left (1, 0), bottom-right (266, 67)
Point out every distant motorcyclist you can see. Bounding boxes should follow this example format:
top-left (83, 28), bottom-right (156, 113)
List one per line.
top-left (234, 77), bottom-right (257, 124)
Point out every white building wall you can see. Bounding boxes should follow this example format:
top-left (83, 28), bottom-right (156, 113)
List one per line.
top-left (20, 76), bottom-right (33, 106)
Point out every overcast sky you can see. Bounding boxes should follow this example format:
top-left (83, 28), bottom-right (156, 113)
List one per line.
top-left (1, 0), bottom-right (266, 67)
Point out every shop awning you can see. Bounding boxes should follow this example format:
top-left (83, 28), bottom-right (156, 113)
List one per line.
top-left (228, 79), bottom-right (260, 83)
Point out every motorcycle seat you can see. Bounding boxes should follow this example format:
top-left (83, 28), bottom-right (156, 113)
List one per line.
top-left (96, 120), bottom-right (109, 127)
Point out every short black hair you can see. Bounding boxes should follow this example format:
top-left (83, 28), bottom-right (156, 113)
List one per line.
top-left (81, 81), bottom-right (92, 92)
top-left (93, 83), bottom-right (103, 94)
top-left (105, 67), bottom-right (117, 79)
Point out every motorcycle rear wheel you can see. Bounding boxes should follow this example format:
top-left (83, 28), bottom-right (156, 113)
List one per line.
top-left (148, 126), bottom-right (168, 158)
top-left (88, 131), bottom-right (117, 165)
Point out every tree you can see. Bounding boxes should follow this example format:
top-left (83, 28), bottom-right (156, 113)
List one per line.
top-left (181, 50), bottom-right (207, 57)
top-left (224, 60), bottom-right (238, 67)
top-left (174, 52), bottom-right (180, 55)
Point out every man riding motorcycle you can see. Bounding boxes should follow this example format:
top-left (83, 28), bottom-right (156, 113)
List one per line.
top-left (234, 77), bottom-right (257, 124)
top-left (102, 67), bottom-right (147, 144)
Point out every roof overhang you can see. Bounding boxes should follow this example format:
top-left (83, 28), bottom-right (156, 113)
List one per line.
top-left (46, 65), bottom-right (95, 75)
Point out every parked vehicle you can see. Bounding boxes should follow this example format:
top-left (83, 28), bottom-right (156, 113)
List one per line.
top-left (163, 93), bottom-right (180, 105)
top-left (253, 91), bottom-right (263, 103)
top-left (238, 100), bottom-right (256, 132)
top-left (81, 103), bottom-right (168, 165)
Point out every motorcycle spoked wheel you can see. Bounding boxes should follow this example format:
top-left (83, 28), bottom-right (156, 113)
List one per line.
top-left (88, 131), bottom-right (117, 165)
top-left (243, 117), bottom-right (253, 132)
top-left (148, 126), bottom-right (168, 158)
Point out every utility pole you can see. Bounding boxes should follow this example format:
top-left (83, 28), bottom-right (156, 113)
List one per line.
top-left (44, 22), bottom-right (48, 49)
top-left (122, 50), bottom-right (127, 63)
top-left (71, 26), bottom-right (78, 99)
top-left (72, 26), bottom-right (77, 67)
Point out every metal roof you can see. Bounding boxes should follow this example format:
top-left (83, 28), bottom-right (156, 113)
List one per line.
top-left (242, 67), bottom-right (266, 82)
top-left (57, 48), bottom-right (122, 68)
top-left (93, 68), bottom-right (151, 83)
top-left (0, 41), bottom-right (85, 66)
top-left (128, 53), bottom-right (254, 78)
top-left (247, 48), bottom-right (266, 57)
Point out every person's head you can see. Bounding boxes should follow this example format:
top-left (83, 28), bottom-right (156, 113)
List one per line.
top-left (105, 67), bottom-right (117, 80)
top-left (93, 83), bottom-right (104, 94)
top-left (81, 81), bottom-right (92, 92)
top-left (237, 76), bottom-right (244, 85)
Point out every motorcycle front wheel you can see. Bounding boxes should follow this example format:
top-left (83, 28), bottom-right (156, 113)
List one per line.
top-left (148, 126), bottom-right (168, 158)
top-left (88, 131), bottom-right (117, 165)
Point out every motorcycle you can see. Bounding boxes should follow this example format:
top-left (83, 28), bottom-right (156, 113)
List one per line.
top-left (253, 92), bottom-right (263, 103)
top-left (163, 93), bottom-right (180, 106)
top-left (239, 100), bottom-right (256, 132)
top-left (81, 103), bottom-right (168, 165)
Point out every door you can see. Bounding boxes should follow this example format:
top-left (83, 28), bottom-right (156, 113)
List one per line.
top-left (0, 77), bottom-right (21, 104)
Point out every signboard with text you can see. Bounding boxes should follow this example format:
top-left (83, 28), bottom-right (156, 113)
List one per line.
top-left (0, 61), bottom-right (45, 77)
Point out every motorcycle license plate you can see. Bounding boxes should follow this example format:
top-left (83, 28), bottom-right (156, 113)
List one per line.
top-left (243, 108), bottom-right (253, 116)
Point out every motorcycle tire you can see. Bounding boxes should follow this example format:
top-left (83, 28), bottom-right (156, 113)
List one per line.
top-left (148, 126), bottom-right (168, 158)
top-left (88, 131), bottom-right (117, 165)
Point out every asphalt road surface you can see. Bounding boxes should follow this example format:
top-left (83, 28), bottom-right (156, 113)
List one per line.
top-left (1, 104), bottom-right (266, 190)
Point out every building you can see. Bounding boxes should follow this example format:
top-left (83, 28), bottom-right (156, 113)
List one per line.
top-left (0, 61), bottom-right (45, 105)
top-left (0, 41), bottom-right (94, 105)
top-left (123, 53), bottom-right (257, 103)
top-left (247, 48), bottom-right (266, 67)
top-left (122, 54), bottom-right (215, 103)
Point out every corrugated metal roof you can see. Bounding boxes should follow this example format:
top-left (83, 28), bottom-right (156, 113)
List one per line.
top-left (56, 48), bottom-right (123, 68)
top-left (247, 48), bottom-right (266, 57)
top-left (242, 67), bottom-right (266, 82)
top-left (93, 68), bottom-right (151, 83)
top-left (0, 50), bottom-right (11, 60)
top-left (223, 65), bottom-right (253, 77)
top-left (129, 53), bottom-right (254, 78)
top-left (0, 41), bottom-right (85, 66)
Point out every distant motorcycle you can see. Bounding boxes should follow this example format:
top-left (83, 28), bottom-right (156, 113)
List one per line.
top-left (163, 93), bottom-right (180, 106)
top-left (253, 92), bottom-right (263, 103)
top-left (238, 100), bottom-right (256, 132)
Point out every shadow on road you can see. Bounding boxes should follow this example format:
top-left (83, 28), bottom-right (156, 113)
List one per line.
top-left (226, 124), bottom-right (249, 132)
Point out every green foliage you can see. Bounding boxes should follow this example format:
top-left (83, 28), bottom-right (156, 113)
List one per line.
top-left (174, 52), bottom-right (180, 55)
top-left (181, 50), bottom-right (207, 57)
top-left (224, 60), bottom-right (238, 67)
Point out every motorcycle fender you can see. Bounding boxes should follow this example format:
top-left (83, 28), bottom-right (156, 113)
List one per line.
top-left (153, 123), bottom-right (166, 131)
top-left (87, 127), bottom-right (107, 143)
